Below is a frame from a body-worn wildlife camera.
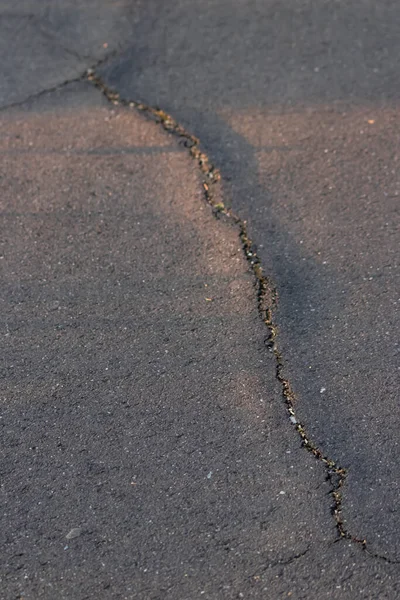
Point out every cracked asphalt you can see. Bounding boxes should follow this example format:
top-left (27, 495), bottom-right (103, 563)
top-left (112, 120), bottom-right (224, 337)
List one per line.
top-left (0, 1), bottom-right (399, 598)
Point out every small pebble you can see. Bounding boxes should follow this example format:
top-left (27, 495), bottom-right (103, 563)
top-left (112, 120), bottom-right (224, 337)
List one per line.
top-left (66, 527), bottom-right (82, 540)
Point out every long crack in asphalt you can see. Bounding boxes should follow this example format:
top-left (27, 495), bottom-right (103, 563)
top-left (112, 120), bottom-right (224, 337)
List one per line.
top-left (84, 69), bottom-right (400, 565)
top-left (3, 58), bottom-right (396, 563)
top-left (85, 69), bottom-right (400, 565)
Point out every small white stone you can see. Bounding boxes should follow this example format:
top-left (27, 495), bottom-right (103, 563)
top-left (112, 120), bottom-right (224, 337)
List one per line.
top-left (66, 527), bottom-right (82, 540)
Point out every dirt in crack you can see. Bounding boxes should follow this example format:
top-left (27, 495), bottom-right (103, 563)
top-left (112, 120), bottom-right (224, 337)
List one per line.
top-left (86, 69), bottom-right (398, 565)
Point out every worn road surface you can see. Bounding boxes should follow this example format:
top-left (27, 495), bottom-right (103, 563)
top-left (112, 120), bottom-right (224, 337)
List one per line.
top-left (0, 1), bottom-right (399, 598)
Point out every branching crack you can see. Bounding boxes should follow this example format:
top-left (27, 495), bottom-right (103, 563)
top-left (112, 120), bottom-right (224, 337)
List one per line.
top-left (249, 546), bottom-right (311, 580)
top-left (0, 76), bottom-right (80, 113)
top-left (82, 69), bottom-right (399, 565)
top-left (0, 53), bottom-right (116, 113)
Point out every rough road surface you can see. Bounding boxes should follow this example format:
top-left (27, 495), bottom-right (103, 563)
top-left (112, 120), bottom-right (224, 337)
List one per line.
top-left (99, 0), bottom-right (400, 562)
top-left (0, 1), bottom-right (399, 598)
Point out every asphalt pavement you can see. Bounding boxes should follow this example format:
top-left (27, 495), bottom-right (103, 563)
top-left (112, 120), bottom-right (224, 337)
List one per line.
top-left (0, 1), bottom-right (399, 598)
top-left (99, 0), bottom-right (400, 560)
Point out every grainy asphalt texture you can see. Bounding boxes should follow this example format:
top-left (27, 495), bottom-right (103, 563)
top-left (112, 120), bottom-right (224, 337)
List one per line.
top-left (0, 1), bottom-right (399, 598)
